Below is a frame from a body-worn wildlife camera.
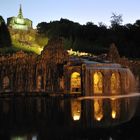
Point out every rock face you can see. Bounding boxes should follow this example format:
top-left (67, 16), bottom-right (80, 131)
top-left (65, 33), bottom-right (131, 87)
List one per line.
top-left (107, 43), bottom-right (140, 91)
top-left (107, 43), bottom-right (120, 62)
top-left (0, 38), bottom-right (69, 93)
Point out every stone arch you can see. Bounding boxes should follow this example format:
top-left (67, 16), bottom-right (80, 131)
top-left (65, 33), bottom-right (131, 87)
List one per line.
top-left (70, 72), bottom-right (81, 92)
top-left (36, 75), bottom-right (43, 90)
top-left (93, 72), bottom-right (103, 94)
top-left (110, 72), bottom-right (121, 94)
top-left (3, 76), bottom-right (10, 90)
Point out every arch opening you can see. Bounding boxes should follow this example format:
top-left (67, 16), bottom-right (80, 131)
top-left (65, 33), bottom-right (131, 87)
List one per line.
top-left (70, 72), bottom-right (81, 93)
top-left (93, 72), bottom-right (103, 94)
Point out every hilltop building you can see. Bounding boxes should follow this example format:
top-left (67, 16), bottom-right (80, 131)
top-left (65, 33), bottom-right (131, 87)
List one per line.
top-left (7, 5), bottom-right (32, 30)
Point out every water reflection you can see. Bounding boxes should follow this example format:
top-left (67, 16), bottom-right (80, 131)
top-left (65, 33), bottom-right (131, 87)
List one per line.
top-left (0, 93), bottom-right (139, 140)
top-left (111, 98), bottom-right (120, 119)
top-left (11, 135), bottom-right (37, 140)
top-left (94, 99), bottom-right (103, 121)
top-left (71, 100), bottom-right (81, 121)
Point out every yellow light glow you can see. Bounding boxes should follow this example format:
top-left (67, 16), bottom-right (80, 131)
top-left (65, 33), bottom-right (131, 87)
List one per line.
top-left (71, 100), bottom-right (81, 121)
top-left (112, 110), bottom-right (117, 119)
top-left (111, 73), bottom-right (120, 94)
top-left (111, 97), bottom-right (116, 101)
top-left (73, 115), bottom-right (80, 121)
top-left (71, 72), bottom-right (81, 92)
top-left (71, 72), bottom-right (80, 78)
top-left (96, 115), bottom-right (103, 121)
top-left (93, 72), bottom-right (103, 94)
top-left (94, 99), bottom-right (103, 121)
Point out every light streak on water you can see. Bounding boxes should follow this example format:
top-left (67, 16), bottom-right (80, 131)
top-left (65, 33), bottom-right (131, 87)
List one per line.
top-left (78, 93), bottom-right (140, 100)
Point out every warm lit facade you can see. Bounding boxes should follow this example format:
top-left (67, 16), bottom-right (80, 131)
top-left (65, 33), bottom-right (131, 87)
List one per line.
top-left (0, 38), bottom-right (135, 95)
top-left (64, 58), bottom-right (135, 96)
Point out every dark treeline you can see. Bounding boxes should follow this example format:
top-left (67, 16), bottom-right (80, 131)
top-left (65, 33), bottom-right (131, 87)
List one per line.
top-left (37, 18), bottom-right (140, 59)
top-left (0, 16), bottom-right (11, 48)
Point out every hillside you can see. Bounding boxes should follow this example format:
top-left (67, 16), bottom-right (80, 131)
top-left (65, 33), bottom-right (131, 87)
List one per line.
top-left (37, 18), bottom-right (140, 59)
top-left (9, 28), bottom-right (48, 54)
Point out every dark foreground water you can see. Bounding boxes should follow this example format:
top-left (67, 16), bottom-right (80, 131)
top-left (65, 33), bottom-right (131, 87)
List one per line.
top-left (0, 94), bottom-right (139, 140)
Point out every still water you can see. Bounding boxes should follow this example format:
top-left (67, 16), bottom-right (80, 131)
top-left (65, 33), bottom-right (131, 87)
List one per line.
top-left (0, 93), bottom-right (139, 140)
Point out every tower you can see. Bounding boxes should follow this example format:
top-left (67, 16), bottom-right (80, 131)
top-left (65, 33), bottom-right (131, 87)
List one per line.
top-left (7, 5), bottom-right (33, 30)
top-left (18, 4), bottom-right (23, 19)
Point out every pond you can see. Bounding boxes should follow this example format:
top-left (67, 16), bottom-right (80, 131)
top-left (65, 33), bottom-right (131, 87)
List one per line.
top-left (0, 93), bottom-right (139, 140)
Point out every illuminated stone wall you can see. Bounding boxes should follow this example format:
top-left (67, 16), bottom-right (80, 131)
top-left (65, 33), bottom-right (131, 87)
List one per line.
top-left (0, 38), bottom-right (135, 94)
top-left (64, 61), bottom-right (135, 95)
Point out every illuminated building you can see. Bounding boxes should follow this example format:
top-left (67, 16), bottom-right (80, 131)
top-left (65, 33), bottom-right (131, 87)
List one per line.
top-left (7, 5), bottom-right (32, 30)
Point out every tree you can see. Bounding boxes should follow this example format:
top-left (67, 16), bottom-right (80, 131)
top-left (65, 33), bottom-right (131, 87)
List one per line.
top-left (37, 22), bottom-right (48, 35)
top-left (110, 13), bottom-right (123, 27)
top-left (0, 16), bottom-right (11, 48)
top-left (134, 20), bottom-right (140, 27)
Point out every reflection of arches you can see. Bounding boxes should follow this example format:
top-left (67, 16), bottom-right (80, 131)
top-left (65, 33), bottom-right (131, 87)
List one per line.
top-left (94, 99), bottom-right (103, 121)
top-left (110, 73), bottom-right (121, 119)
top-left (71, 100), bottom-right (81, 121)
top-left (70, 72), bottom-right (81, 92)
top-left (37, 75), bottom-right (43, 90)
top-left (111, 73), bottom-right (120, 94)
top-left (3, 76), bottom-right (10, 89)
top-left (93, 72), bottom-right (103, 94)
top-left (111, 98), bottom-right (120, 119)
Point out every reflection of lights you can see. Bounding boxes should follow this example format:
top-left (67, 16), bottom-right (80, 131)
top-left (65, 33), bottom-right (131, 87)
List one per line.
top-left (94, 99), bottom-right (103, 121)
top-left (11, 134), bottom-right (37, 140)
top-left (112, 110), bottom-right (116, 119)
top-left (32, 135), bottom-right (37, 140)
top-left (111, 97), bottom-right (116, 101)
top-left (96, 116), bottom-right (103, 121)
top-left (11, 136), bottom-right (27, 140)
top-left (71, 100), bottom-right (81, 121)
top-left (73, 114), bottom-right (80, 121)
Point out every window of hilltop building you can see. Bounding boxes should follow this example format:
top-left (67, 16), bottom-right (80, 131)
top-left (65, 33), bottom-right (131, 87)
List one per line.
top-left (3, 76), bottom-right (10, 90)
top-left (70, 72), bottom-right (81, 93)
top-left (71, 100), bottom-right (81, 121)
top-left (93, 72), bottom-right (103, 94)
top-left (111, 73), bottom-right (120, 94)
top-left (37, 75), bottom-right (43, 90)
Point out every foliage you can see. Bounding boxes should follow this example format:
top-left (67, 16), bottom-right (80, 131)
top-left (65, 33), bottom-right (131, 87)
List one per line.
top-left (35, 34), bottom-right (48, 47)
top-left (12, 40), bottom-right (43, 54)
top-left (37, 17), bottom-right (140, 59)
top-left (110, 13), bottom-right (123, 27)
top-left (0, 16), bottom-right (11, 48)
